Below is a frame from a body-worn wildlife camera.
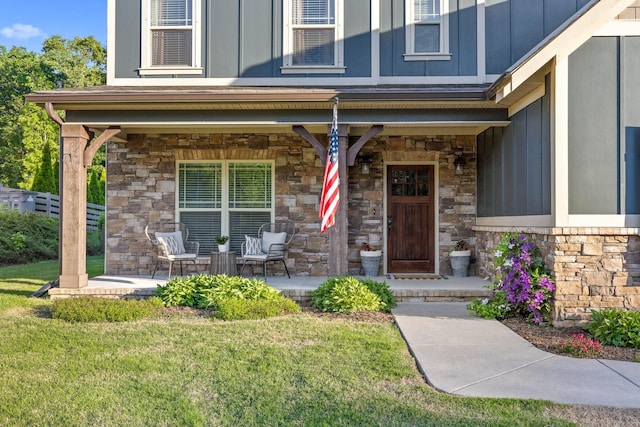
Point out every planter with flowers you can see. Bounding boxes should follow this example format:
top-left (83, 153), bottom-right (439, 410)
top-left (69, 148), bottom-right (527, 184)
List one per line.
top-left (215, 235), bottom-right (229, 252)
top-left (360, 243), bottom-right (382, 277)
top-left (449, 240), bottom-right (471, 277)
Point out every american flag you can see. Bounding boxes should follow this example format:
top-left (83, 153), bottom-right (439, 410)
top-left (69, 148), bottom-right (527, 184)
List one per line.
top-left (319, 99), bottom-right (340, 233)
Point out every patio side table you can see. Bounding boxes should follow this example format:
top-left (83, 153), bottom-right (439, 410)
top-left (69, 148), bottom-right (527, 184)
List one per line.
top-left (210, 251), bottom-right (237, 276)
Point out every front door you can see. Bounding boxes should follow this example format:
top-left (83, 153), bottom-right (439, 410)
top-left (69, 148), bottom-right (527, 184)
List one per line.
top-left (386, 165), bottom-right (435, 273)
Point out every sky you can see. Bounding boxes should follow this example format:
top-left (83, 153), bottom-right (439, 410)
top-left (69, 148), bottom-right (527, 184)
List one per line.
top-left (0, 0), bottom-right (107, 53)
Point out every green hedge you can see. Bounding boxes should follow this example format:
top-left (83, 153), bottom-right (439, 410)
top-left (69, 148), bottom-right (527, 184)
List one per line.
top-left (51, 297), bottom-right (163, 322)
top-left (587, 308), bottom-right (640, 348)
top-left (310, 277), bottom-right (396, 314)
top-left (155, 274), bottom-right (300, 320)
top-left (0, 209), bottom-right (103, 266)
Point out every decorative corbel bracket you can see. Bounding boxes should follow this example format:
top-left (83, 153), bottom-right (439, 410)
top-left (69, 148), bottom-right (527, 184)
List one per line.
top-left (346, 125), bottom-right (383, 166)
top-left (293, 125), bottom-right (327, 164)
top-left (83, 127), bottom-right (122, 166)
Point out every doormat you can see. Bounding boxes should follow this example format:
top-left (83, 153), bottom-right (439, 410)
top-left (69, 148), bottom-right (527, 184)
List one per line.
top-left (387, 274), bottom-right (446, 280)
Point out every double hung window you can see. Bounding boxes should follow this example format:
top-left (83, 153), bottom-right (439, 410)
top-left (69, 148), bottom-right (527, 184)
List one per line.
top-left (140, 0), bottom-right (202, 74)
top-left (177, 162), bottom-right (274, 256)
top-left (283, 0), bottom-right (345, 73)
top-left (405, 0), bottom-right (450, 60)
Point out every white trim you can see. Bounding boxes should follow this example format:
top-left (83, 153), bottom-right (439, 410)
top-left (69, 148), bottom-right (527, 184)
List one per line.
top-left (553, 57), bottom-right (569, 226)
top-left (138, 67), bottom-right (204, 75)
top-left (140, 0), bottom-right (202, 72)
top-left (282, 0), bottom-right (344, 73)
top-left (107, 0), bottom-right (116, 85)
top-left (371, 0), bottom-right (380, 80)
top-left (403, 53), bottom-right (451, 61)
top-left (383, 160), bottom-right (440, 276)
top-left (476, 215), bottom-right (553, 228)
top-left (404, 0), bottom-right (450, 59)
top-left (109, 74), bottom-right (490, 86)
top-left (594, 20), bottom-right (640, 36)
top-left (507, 83), bottom-right (545, 117)
top-left (476, 0), bottom-right (486, 84)
top-left (280, 66), bottom-right (346, 74)
top-left (564, 215), bottom-right (640, 228)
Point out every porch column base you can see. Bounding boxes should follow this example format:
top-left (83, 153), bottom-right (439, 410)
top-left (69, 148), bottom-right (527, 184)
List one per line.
top-left (59, 274), bottom-right (89, 289)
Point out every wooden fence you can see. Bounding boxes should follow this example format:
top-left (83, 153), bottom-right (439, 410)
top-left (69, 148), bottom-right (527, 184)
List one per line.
top-left (0, 186), bottom-right (104, 230)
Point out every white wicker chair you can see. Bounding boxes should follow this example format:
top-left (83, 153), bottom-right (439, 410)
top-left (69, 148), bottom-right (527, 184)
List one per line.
top-left (145, 222), bottom-right (200, 278)
top-left (239, 222), bottom-right (295, 280)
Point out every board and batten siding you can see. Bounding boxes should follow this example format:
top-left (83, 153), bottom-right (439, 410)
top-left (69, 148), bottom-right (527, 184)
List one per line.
top-left (485, 0), bottom-right (591, 75)
top-left (568, 36), bottom-right (640, 216)
top-left (476, 74), bottom-right (551, 218)
top-left (379, 0), bottom-right (478, 77)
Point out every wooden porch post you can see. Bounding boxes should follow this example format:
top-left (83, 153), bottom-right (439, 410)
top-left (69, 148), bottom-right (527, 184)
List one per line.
top-left (59, 124), bottom-right (90, 288)
top-left (328, 124), bottom-right (349, 276)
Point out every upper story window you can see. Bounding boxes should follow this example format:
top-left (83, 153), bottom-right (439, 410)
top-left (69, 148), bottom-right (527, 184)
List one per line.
top-left (282, 0), bottom-right (345, 74)
top-left (140, 0), bottom-right (202, 75)
top-left (405, 0), bottom-right (451, 61)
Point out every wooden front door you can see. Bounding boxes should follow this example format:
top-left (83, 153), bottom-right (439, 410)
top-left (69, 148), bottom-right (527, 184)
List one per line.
top-left (386, 165), bottom-right (435, 273)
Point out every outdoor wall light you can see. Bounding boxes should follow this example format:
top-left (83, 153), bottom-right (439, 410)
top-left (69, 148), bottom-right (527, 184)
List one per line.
top-left (361, 156), bottom-right (372, 174)
top-left (454, 156), bottom-right (465, 175)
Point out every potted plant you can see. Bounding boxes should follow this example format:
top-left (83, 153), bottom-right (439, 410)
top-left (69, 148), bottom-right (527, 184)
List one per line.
top-left (449, 239), bottom-right (471, 277)
top-left (215, 235), bottom-right (229, 252)
top-left (360, 242), bottom-right (382, 277)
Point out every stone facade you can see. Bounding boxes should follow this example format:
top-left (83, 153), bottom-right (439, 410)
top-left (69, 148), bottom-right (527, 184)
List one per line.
top-left (475, 227), bottom-right (640, 326)
top-left (105, 132), bottom-right (476, 277)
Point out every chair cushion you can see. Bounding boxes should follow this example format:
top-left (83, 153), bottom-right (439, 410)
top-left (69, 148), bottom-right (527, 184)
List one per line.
top-left (245, 235), bottom-right (263, 255)
top-left (156, 231), bottom-right (186, 255)
top-left (262, 231), bottom-right (287, 253)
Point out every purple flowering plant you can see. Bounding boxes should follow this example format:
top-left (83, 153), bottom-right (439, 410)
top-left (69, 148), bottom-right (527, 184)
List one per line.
top-left (492, 233), bottom-right (555, 324)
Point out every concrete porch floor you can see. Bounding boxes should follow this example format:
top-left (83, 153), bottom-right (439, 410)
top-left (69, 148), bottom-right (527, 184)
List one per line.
top-left (48, 274), bottom-right (492, 302)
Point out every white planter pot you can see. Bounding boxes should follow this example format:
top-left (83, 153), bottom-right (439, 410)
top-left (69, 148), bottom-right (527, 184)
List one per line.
top-left (218, 243), bottom-right (229, 252)
top-left (360, 250), bottom-right (382, 277)
top-left (450, 250), bottom-right (471, 277)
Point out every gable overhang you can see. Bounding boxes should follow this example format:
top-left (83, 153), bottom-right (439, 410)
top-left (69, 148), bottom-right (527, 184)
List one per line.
top-left (489, 0), bottom-right (635, 115)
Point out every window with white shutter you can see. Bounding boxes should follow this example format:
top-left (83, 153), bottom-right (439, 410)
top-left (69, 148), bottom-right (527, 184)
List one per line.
top-left (176, 161), bottom-right (274, 256)
top-left (140, 0), bottom-right (202, 75)
top-left (282, 0), bottom-right (345, 73)
top-left (405, 0), bottom-right (451, 61)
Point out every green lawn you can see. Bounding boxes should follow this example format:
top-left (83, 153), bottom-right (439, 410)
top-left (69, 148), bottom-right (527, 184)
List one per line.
top-left (0, 259), bottom-right (580, 426)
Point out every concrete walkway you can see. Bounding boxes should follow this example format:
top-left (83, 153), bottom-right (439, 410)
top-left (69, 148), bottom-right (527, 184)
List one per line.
top-left (393, 302), bottom-right (640, 408)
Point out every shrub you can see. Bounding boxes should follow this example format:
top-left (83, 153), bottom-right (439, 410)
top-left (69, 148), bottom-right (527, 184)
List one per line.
top-left (155, 274), bottom-right (300, 320)
top-left (466, 289), bottom-right (512, 320)
top-left (310, 277), bottom-right (385, 314)
top-left (215, 297), bottom-right (300, 321)
top-left (559, 334), bottom-right (602, 358)
top-left (587, 308), bottom-right (640, 348)
top-left (467, 233), bottom-right (555, 324)
top-left (51, 297), bottom-right (163, 322)
top-left (0, 210), bottom-right (58, 265)
top-left (359, 278), bottom-right (396, 312)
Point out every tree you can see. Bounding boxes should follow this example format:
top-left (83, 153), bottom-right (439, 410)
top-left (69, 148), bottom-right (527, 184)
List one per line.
top-left (31, 140), bottom-right (56, 194)
top-left (0, 36), bottom-right (106, 189)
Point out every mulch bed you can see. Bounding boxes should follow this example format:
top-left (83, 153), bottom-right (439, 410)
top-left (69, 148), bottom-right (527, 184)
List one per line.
top-left (501, 316), bottom-right (639, 363)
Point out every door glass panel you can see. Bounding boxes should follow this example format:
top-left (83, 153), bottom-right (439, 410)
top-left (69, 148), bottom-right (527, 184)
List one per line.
top-left (405, 169), bottom-right (416, 196)
top-left (417, 170), bottom-right (429, 196)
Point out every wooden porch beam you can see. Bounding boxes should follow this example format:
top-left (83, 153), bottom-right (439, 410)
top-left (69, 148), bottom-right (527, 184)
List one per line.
top-left (346, 125), bottom-right (384, 166)
top-left (328, 124), bottom-right (349, 276)
top-left (292, 125), bottom-right (326, 164)
top-left (83, 127), bottom-right (122, 166)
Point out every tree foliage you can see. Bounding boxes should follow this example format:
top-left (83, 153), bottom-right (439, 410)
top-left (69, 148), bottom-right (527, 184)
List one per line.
top-left (0, 36), bottom-right (106, 191)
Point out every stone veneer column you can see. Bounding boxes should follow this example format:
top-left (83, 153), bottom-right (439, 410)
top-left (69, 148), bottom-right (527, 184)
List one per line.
top-left (59, 124), bottom-right (90, 288)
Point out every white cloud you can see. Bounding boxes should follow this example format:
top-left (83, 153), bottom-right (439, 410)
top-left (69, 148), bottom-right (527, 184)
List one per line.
top-left (0, 23), bottom-right (46, 40)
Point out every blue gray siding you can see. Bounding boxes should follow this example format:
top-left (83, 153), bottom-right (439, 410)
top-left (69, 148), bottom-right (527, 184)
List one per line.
top-left (477, 74), bottom-right (551, 217)
top-left (485, 0), bottom-right (590, 75)
top-left (568, 36), bottom-right (640, 215)
top-left (379, 0), bottom-right (478, 77)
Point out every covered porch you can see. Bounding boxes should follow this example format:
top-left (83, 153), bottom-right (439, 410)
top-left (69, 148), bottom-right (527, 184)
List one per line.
top-left (48, 274), bottom-right (491, 303)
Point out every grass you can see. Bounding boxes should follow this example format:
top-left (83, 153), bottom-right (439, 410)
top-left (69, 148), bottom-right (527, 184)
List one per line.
top-left (0, 256), bottom-right (103, 311)
top-left (0, 259), bottom-right (615, 426)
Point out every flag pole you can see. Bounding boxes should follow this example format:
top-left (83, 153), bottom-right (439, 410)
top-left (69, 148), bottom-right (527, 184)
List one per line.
top-left (319, 97), bottom-right (340, 234)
